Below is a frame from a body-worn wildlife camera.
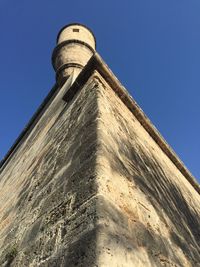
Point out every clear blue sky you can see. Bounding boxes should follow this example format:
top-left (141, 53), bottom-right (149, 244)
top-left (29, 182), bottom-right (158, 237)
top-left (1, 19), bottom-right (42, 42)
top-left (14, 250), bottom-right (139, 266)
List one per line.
top-left (0, 0), bottom-right (199, 182)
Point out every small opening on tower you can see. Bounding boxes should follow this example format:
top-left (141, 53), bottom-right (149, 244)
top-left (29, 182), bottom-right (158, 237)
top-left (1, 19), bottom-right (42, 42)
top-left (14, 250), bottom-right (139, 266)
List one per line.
top-left (73, 28), bottom-right (79, 32)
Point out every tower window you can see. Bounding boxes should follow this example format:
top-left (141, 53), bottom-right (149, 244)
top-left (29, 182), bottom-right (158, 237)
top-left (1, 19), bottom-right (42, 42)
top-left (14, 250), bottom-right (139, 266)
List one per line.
top-left (73, 28), bottom-right (79, 32)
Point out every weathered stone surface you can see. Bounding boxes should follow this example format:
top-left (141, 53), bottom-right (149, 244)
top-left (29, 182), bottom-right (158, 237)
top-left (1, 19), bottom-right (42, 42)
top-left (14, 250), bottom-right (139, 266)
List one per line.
top-left (0, 75), bottom-right (100, 266)
top-left (0, 68), bottom-right (199, 266)
top-left (52, 23), bottom-right (96, 85)
top-left (95, 73), bottom-right (200, 266)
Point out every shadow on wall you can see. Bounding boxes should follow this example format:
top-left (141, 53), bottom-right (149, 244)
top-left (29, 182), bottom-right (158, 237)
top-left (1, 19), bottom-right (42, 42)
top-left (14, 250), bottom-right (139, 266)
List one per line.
top-left (108, 132), bottom-right (200, 265)
top-left (0, 82), bottom-right (100, 266)
top-left (96, 195), bottom-right (185, 266)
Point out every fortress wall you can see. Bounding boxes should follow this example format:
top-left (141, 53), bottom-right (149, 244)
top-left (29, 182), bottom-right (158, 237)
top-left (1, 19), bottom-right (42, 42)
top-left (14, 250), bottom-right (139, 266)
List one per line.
top-left (0, 70), bottom-right (199, 267)
top-left (0, 76), bottom-right (100, 266)
top-left (94, 73), bottom-right (200, 267)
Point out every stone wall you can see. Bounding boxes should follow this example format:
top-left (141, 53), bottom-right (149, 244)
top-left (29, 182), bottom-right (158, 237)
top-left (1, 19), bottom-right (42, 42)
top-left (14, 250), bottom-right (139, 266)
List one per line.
top-left (0, 70), bottom-right (199, 266)
top-left (0, 75), bottom-right (100, 266)
top-left (94, 73), bottom-right (200, 266)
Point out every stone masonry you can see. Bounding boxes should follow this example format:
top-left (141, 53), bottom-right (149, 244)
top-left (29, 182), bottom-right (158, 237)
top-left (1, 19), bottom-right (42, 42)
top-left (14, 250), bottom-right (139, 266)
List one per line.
top-left (0, 24), bottom-right (199, 266)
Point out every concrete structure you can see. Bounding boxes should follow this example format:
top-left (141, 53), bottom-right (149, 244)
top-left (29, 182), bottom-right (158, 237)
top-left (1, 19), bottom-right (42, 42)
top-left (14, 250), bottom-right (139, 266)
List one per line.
top-left (0, 23), bottom-right (199, 266)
